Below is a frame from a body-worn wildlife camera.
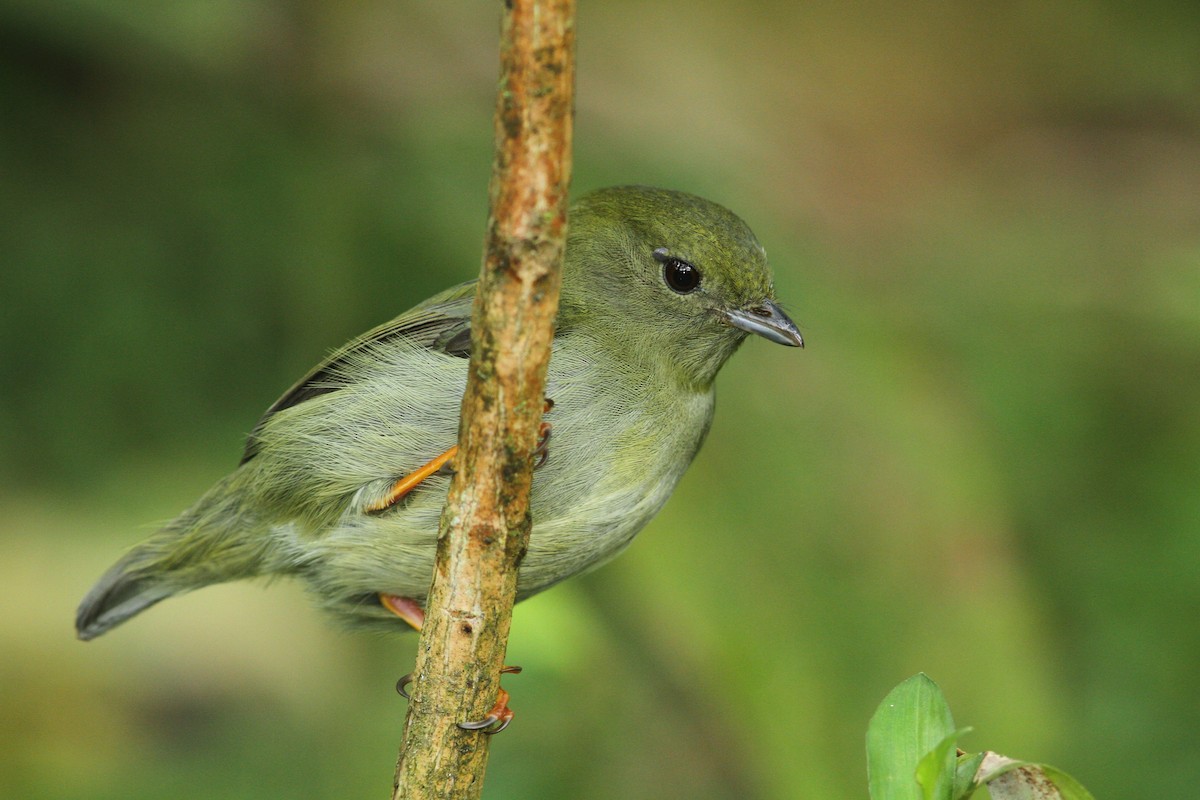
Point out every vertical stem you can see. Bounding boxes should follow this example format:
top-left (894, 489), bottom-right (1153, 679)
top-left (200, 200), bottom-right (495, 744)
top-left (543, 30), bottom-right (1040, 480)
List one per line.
top-left (392, 1), bottom-right (574, 798)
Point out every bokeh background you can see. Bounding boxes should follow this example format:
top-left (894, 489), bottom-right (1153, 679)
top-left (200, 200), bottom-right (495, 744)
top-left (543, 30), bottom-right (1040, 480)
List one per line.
top-left (3, 1), bottom-right (1198, 798)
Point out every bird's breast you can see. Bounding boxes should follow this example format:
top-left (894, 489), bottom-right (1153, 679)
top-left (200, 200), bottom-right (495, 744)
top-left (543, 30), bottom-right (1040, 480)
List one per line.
top-left (515, 344), bottom-right (715, 597)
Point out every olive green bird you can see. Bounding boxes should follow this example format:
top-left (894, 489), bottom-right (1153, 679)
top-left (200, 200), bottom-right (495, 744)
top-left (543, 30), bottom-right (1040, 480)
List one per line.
top-left (76, 186), bottom-right (802, 644)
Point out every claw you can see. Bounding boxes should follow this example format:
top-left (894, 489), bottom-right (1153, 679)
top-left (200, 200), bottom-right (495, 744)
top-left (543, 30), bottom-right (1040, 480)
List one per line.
top-left (457, 689), bottom-right (514, 734)
top-left (529, 397), bottom-right (554, 469)
top-left (457, 688), bottom-right (514, 734)
top-left (457, 665), bottom-right (523, 735)
top-left (398, 666), bottom-right (522, 735)
top-left (533, 422), bottom-right (552, 469)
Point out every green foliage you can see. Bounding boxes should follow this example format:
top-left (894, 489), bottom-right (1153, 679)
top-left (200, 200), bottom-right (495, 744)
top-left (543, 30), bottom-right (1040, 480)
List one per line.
top-left (867, 675), bottom-right (956, 800)
top-left (867, 675), bottom-right (1095, 800)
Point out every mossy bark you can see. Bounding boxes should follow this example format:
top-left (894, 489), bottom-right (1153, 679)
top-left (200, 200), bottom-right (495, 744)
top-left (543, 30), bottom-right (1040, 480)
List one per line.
top-left (391, 1), bottom-right (574, 798)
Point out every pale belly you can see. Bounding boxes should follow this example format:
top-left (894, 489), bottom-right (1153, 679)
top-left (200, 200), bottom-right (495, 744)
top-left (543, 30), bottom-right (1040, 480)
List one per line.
top-left (272, 340), bottom-right (714, 628)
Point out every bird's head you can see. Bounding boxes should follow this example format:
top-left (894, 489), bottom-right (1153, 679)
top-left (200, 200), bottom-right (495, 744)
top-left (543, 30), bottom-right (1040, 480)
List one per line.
top-left (560, 185), bottom-right (802, 388)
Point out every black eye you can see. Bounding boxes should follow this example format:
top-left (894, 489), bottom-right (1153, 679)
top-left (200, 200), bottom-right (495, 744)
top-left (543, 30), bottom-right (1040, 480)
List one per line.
top-left (653, 247), bottom-right (702, 294)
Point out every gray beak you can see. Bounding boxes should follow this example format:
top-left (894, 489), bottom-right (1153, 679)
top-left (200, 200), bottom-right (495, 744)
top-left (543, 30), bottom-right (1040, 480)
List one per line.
top-left (725, 300), bottom-right (804, 347)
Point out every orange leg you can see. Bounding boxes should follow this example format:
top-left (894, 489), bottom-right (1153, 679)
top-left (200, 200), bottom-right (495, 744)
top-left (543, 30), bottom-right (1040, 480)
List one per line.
top-left (373, 398), bottom-right (551, 515)
top-left (365, 445), bottom-right (459, 514)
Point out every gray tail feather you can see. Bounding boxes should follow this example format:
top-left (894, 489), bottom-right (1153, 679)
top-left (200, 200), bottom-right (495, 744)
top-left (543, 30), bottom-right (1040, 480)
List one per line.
top-left (75, 473), bottom-right (273, 641)
top-left (75, 551), bottom-right (180, 641)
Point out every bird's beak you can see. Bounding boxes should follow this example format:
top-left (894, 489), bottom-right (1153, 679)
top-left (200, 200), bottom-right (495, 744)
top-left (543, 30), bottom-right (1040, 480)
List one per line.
top-left (725, 300), bottom-right (804, 347)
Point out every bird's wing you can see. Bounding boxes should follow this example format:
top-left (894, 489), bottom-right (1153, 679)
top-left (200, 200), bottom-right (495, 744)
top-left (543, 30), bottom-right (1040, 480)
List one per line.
top-left (239, 280), bottom-right (477, 464)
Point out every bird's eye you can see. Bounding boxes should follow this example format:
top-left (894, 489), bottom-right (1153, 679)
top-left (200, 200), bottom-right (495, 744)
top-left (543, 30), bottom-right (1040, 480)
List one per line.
top-left (653, 247), bottom-right (702, 294)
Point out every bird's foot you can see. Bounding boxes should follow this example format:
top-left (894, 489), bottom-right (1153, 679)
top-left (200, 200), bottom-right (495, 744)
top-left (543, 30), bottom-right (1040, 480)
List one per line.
top-left (396, 665), bottom-right (523, 735)
top-left (533, 396), bottom-right (554, 469)
top-left (458, 666), bottom-right (523, 735)
top-left (533, 421), bottom-right (552, 469)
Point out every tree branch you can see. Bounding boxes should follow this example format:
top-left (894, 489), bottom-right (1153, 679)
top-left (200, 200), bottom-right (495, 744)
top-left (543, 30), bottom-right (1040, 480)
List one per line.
top-left (391, 1), bottom-right (574, 798)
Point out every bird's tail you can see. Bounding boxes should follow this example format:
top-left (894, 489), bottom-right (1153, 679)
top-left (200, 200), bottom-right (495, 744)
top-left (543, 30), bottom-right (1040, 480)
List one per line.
top-left (76, 475), bottom-right (272, 641)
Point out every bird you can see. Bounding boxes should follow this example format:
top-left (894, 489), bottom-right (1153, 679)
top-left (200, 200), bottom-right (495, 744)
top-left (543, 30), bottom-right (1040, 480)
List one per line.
top-left (76, 185), bottom-right (802, 650)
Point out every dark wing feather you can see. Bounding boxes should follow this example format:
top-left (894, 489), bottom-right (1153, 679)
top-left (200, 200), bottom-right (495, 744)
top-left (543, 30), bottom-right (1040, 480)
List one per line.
top-left (239, 281), bottom-right (477, 464)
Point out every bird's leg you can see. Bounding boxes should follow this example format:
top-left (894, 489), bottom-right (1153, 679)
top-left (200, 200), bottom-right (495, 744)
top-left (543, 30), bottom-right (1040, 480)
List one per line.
top-left (383, 399), bottom-right (550, 728)
top-left (449, 396), bottom-right (547, 729)
top-left (373, 397), bottom-right (550, 514)
top-left (381, 592), bottom-right (523, 733)
top-left (379, 593), bottom-right (425, 631)
top-left (365, 445), bottom-right (458, 514)
top-left (382, 593), bottom-right (424, 699)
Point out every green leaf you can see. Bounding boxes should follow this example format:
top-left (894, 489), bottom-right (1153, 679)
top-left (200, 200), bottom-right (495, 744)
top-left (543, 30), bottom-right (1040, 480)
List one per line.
top-left (953, 751), bottom-right (985, 799)
top-left (973, 752), bottom-right (1097, 800)
top-left (918, 729), bottom-right (972, 800)
top-left (867, 674), bottom-right (957, 800)
top-left (1038, 766), bottom-right (1096, 800)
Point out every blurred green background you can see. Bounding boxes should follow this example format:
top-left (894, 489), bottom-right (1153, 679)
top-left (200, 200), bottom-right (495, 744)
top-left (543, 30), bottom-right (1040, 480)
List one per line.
top-left (2, 1), bottom-right (1198, 798)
